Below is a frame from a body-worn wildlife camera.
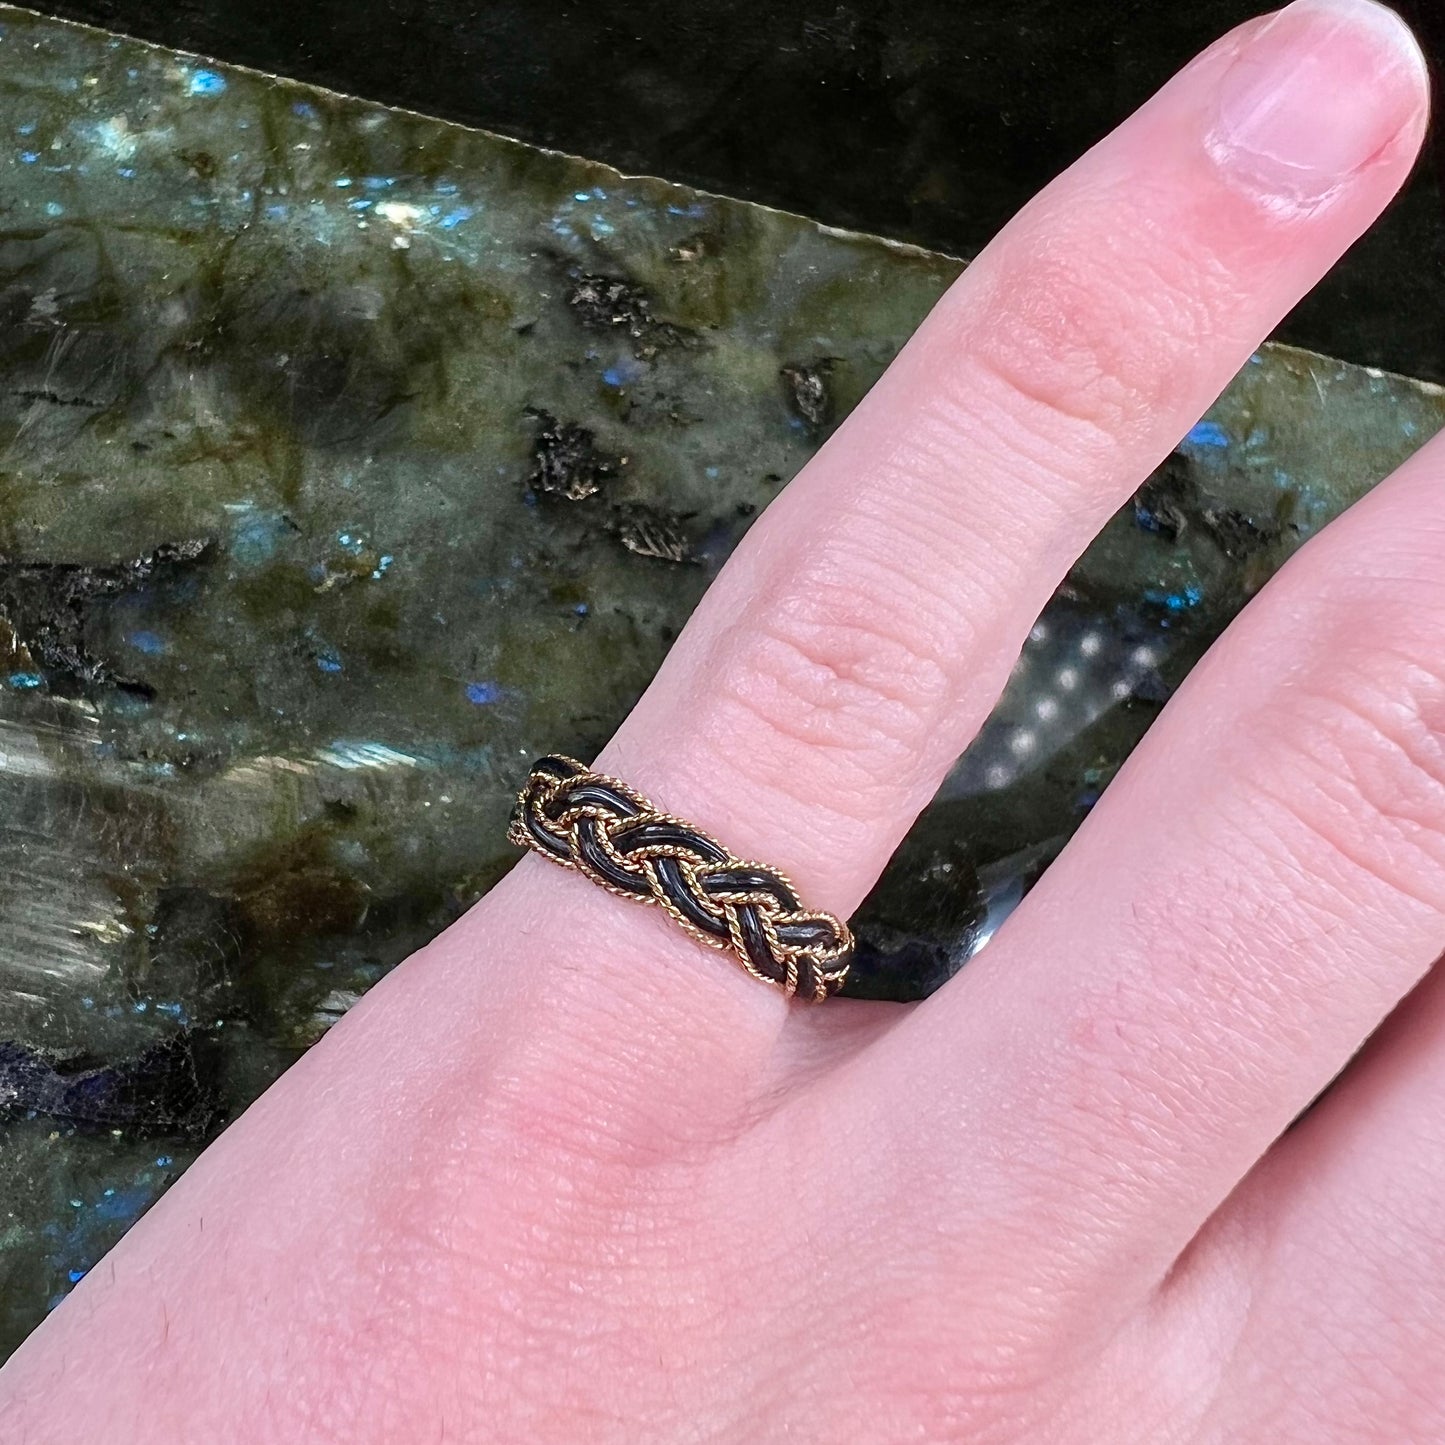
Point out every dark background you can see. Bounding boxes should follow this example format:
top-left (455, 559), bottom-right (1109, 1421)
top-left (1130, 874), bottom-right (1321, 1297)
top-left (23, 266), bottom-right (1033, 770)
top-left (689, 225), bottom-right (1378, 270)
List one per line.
top-left (34, 0), bottom-right (1445, 379)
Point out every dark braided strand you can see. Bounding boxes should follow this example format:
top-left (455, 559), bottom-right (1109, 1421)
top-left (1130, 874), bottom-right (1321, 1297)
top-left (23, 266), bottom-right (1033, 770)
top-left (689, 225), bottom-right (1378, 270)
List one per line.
top-left (508, 755), bottom-right (853, 1001)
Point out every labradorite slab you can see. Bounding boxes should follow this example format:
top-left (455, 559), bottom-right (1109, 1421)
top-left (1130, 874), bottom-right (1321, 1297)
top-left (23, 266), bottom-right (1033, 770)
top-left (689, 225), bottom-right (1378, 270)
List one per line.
top-left (39, 0), bottom-right (1445, 381)
top-left (0, 6), bottom-right (1442, 1357)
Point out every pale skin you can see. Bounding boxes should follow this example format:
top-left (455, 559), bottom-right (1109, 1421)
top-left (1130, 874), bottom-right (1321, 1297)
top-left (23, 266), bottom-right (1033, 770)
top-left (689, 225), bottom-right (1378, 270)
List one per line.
top-left (2, 0), bottom-right (1443, 1439)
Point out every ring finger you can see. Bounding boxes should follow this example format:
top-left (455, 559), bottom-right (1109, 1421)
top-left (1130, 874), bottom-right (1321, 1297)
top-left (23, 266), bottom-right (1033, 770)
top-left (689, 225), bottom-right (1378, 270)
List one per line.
top-left (480, 0), bottom-right (1429, 1040)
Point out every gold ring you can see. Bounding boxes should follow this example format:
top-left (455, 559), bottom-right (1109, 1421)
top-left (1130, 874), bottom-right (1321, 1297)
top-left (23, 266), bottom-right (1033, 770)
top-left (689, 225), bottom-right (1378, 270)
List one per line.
top-left (508, 755), bottom-right (853, 1001)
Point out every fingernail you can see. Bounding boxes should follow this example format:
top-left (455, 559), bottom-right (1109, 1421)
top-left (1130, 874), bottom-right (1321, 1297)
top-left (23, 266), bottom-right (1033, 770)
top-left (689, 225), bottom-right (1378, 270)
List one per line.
top-left (1208, 0), bottom-right (1429, 208)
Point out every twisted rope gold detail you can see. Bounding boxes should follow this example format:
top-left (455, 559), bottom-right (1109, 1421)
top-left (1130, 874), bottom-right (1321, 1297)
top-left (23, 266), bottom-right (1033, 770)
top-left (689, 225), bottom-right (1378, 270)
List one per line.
top-left (508, 755), bottom-right (853, 1001)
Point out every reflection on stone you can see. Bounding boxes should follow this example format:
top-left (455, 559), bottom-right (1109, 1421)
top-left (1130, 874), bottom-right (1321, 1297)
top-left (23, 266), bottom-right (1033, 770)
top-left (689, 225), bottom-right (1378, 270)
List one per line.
top-left (0, 4), bottom-right (1441, 1354)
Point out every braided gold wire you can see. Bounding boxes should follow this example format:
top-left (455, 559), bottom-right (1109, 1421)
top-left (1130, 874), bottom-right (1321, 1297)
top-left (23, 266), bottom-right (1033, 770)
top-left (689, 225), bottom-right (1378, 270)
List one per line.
top-left (508, 756), bottom-right (853, 1001)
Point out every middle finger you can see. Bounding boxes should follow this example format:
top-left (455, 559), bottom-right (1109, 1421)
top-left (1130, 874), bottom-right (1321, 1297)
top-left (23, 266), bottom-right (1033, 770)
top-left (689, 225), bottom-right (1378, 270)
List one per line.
top-left (865, 337), bottom-right (1445, 1313)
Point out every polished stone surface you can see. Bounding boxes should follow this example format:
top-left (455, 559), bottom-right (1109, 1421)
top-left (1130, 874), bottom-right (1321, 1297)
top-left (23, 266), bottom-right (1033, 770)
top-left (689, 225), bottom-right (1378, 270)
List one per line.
top-left (0, 6), bottom-right (1442, 1357)
top-left (39, 0), bottom-right (1445, 381)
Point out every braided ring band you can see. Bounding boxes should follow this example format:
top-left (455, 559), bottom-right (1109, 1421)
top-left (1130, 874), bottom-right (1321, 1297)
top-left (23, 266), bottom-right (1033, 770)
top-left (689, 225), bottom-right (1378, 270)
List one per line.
top-left (508, 755), bottom-right (854, 1001)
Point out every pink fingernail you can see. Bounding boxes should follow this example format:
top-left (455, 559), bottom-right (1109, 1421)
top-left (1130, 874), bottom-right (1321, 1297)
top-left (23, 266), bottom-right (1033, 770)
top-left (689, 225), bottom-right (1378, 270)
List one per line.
top-left (1207, 0), bottom-right (1429, 208)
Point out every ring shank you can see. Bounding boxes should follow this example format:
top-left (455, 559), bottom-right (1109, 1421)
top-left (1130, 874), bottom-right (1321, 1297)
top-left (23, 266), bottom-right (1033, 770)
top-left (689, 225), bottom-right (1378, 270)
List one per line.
top-left (508, 755), bottom-right (854, 1001)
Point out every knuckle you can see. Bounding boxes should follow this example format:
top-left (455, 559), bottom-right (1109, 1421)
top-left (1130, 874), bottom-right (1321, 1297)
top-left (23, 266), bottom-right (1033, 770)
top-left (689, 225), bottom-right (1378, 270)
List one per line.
top-left (956, 192), bottom-right (1229, 450)
top-left (708, 578), bottom-right (953, 814)
top-left (1266, 627), bottom-right (1445, 914)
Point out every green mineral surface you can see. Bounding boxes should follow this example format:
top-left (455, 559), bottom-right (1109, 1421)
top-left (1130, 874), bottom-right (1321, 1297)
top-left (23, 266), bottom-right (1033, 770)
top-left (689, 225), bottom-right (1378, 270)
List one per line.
top-left (0, 5), bottom-right (1441, 1358)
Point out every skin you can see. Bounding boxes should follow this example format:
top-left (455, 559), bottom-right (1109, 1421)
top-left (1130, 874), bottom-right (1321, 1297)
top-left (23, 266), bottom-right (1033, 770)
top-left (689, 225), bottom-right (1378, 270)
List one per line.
top-left (1, 0), bottom-right (1443, 1439)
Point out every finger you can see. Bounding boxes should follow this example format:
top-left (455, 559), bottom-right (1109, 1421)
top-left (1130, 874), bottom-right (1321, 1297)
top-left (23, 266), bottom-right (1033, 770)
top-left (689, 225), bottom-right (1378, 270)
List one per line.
top-left (489, 0), bottom-right (1429, 1013)
top-left (863, 401), bottom-right (1445, 1309)
top-left (1164, 961), bottom-right (1445, 1443)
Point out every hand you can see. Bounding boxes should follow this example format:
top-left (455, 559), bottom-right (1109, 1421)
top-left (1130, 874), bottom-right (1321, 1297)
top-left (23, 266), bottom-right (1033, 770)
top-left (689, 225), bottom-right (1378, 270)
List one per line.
top-left (1, 2), bottom-right (1437, 1441)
